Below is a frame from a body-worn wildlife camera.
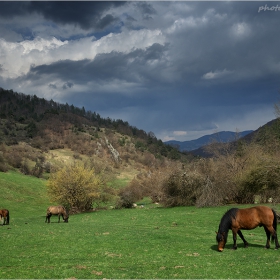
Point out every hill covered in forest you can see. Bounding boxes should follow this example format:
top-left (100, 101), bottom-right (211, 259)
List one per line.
top-left (1, 87), bottom-right (280, 208)
top-left (0, 87), bottom-right (187, 180)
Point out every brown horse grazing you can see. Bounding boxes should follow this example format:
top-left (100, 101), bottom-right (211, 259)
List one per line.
top-left (216, 206), bottom-right (280, 252)
top-left (0, 209), bottom-right (10, 225)
top-left (45, 206), bottom-right (69, 223)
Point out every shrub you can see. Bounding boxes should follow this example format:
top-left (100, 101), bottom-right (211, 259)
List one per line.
top-left (161, 170), bottom-right (204, 207)
top-left (116, 179), bottom-right (143, 208)
top-left (0, 162), bottom-right (8, 172)
top-left (0, 151), bottom-right (8, 172)
top-left (6, 151), bottom-right (22, 168)
top-left (237, 159), bottom-right (280, 203)
top-left (20, 160), bottom-right (31, 175)
top-left (195, 158), bottom-right (239, 206)
top-left (47, 162), bottom-right (104, 212)
top-left (195, 177), bottom-right (224, 207)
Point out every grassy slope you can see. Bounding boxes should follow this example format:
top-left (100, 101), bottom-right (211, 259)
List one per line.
top-left (1, 172), bottom-right (280, 279)
top-left (0, 171), bottom-right (51, 218)
top-left (45, 148), bottom-right (136, 187)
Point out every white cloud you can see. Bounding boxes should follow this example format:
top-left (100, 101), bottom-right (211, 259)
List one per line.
top-left (160, 128), bottom-right (219, 142)
top-left (161, 130), bottom-right (187, 141)
top-left (231, 22), bottom-right (251, 38)
top-left (202, 69), bottom-right (233, 80)
top-left (20, 37), bottom-right (67, 54)
top-left (0, 37), bottom-right (68, 79)
top-left (173, 131), bottom-right (187, 136)
top-left (162, 135), bottom-right (176, 142)
top-left (166, 8), bottom-right (226, 34)
top-left (167, 17), bottom-right (206, 34)
top-left (0, 29), bottom-right (166, 80)
top-left (94, 29), bottom-right (165, 55)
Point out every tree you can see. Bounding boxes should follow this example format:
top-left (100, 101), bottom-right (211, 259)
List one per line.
top-left (47, 163), bottom-right (104, 212)
top-left (161, 170), bottom-right (204, 207)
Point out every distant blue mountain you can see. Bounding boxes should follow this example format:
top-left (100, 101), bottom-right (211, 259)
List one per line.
top-left (165, 131), bottom-right (253, 152)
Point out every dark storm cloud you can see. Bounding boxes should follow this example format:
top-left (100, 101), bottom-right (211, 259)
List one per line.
top-left (62, 82), bottom-right (74, 90)
top-left (0, 2), bottom-right (30, 18)
top-left (48, 83), bottom-right (57, 90)
top-left (164, 1), bottom-right (280, 93)
top-left (28, 43), bottom-right (169, 85)
top-left (1, 1), bottom-right (280, 141)
top-left (30, 2), bottom-right (126, 30)
top-left (136, 2), bottom-right (157, 20)
top-left (0, 1), bottom-right (126, 30)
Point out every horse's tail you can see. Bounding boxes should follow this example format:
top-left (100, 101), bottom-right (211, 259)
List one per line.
top-left (272, 209), bottom-right (278, 242)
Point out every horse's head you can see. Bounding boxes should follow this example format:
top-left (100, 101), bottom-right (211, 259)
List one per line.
top-left (63, 214), bottom-right (69, 223)
top-left (216, 231), bottom-right (227, 252)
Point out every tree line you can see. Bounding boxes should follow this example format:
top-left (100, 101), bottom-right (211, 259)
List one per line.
top-left (0, 88), bottom-right (182, 160)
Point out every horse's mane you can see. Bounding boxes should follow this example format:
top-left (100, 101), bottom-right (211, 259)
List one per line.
top-left (217, 208), bottom-right (239, 241)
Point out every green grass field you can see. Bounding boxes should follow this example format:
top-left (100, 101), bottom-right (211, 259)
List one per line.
top-left (1, 171), bottom-right (280, 279)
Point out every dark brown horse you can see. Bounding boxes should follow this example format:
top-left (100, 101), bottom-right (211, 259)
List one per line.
top-left (0, 209), bottom-right (9, 225)
top-left (216, 206), bottom-right (279, 252)
top-left (45, 206), bottom-right (69, 223)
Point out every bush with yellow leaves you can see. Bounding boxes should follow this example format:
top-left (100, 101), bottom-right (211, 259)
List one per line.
top-left (47, 163), bottom-right (104, 212)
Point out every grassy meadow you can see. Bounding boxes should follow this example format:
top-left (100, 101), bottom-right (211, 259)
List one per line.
top-left (1, 171), bottom-right (280, 279)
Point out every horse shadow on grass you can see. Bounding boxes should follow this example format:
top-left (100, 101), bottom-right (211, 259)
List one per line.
top-left (210, 242), bottom-right (268, 251)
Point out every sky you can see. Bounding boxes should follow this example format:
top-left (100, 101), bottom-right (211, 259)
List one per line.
top-left (0, 1), bottom-right (280, 142)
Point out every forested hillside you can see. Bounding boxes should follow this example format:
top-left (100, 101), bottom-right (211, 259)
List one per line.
top-left (0, 89), bottom-right (184, 173)
top-left (0, 88), bottom-right (189, 209)
top-left (1, 87), bottom-right (280, 209)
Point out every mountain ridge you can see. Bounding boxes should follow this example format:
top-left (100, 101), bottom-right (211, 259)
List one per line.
top-left (165, 130), bottom-right (253, 152)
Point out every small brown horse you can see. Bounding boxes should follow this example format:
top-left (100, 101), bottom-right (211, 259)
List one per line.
top-left (45, 206), bottom-right (69, 223)
top-left (216, 206), bottom-right (279, 252)
top-left (0, 209), bottom-right (10, 225)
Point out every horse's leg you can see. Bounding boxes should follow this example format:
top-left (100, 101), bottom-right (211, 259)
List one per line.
top-left (6, 213), bottom-right (9, 225)
top-left (58, 214), bottom-right (60, 223)
top-left (237, 230), bottom-right (248, 248)
top-left (46, 213), bottom-right (51, 223)
top-left (264, 227), bottom-right (271, 249)
top-left (266, 226), bottom-right (280, 249)
top-left (274, 232), bottom-right (280, 250)
top-left (232, 229), bottom-right (238, 250)
top-left (273, 227), bottom-right (280, 249)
